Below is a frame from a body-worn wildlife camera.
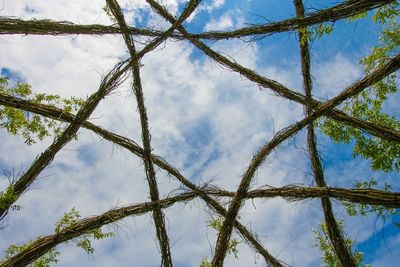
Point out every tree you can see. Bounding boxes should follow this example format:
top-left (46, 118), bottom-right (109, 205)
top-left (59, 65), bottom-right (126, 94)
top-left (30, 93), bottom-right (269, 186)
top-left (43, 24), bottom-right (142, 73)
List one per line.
top-left (0, 0), bottom-right (399, 266)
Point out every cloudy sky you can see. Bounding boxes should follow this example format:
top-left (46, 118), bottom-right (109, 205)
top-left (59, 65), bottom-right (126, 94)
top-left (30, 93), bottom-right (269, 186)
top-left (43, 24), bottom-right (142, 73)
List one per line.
top-left (0, 0), bottom-right (399, 266)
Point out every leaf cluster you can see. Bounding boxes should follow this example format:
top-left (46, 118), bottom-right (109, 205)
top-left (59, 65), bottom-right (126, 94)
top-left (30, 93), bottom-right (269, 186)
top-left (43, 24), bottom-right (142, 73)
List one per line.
top-left (0, 76), bottom-right (84, 145)
top-left (299, 22), bottom-right (334, 45)
top-left (0, 185), bottom-right (17, 211)
top-left (199, 216), bottom-right (241, 266)
top-left (320, 3), bottom-right (400, 172)
top-left (1, 207), bottom-right (114, 267)
top-left (2, 243), bottom-right (60, 267)
top-left (341, 178), bottom-right (397, 219)
top-left (313, 220), bottom-right (368, 267)
top-left (55, 207), bottom-right (114, 255)
top-left (208, 216), bottom-right (240, 258)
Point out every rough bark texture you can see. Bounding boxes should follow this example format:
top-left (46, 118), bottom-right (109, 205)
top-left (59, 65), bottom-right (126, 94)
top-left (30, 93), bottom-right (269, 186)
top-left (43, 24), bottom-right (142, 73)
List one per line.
top-left (294, 0), bottom-right (356, 265)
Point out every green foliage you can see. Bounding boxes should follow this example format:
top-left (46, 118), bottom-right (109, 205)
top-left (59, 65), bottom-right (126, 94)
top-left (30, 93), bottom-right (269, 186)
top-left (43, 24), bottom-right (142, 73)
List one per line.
top-left (102, 4), bottom-right (117, 23)
top-left (320, 120), bottom-right (400, 172)
top-left (1, 207), bottom-right (114, 266)
top-left (0, 185), bottom-right (17, 211)
top-left (313, 220), bottom-right (369, 267)
top-left (55, 207), bottom-right (114, 255)
top-left (199, 256), bottom-right (212, 267)
top-left (208, 216), bottom-right (240, 258)
top-left (299, 22), bottom-right (334, 45)
top-left (199, 216), bottom-right (240, 266)
top-left (313, 23), bottom-right (334, 39)
top-left (0, 184), bottom-right (21, 217)
top-left (342, 178), bottom-right (397, 219)
top-left (0, 76), bottom-right (84, 145)
top-left (54, 207), bottom-right (81, 233)
top-left (208, 215), bottom-right (225, 230)
top-left (372, 2), bottom-right (400, 24)
top-left (3, 242), bottom-right (60, 267)
top-left (319, 3), bottom-right (400, 173)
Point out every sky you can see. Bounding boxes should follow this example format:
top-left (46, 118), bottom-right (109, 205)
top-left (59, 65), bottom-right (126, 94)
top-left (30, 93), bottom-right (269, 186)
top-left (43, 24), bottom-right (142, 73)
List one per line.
top-left (0, 0), bottom-right (399, 266)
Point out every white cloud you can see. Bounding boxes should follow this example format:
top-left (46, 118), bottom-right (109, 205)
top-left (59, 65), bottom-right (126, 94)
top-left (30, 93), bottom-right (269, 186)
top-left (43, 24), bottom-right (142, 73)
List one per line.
top-left (204, 14), bottom-right (233, 31)
top-left (203, 0), bottom-right (225, 12)
top-left (185, 0), bottom-right (225, 22)
top-left (313, 53), bottom-right (363, 99)
top-left (0, 0), bottom-right (109, 23)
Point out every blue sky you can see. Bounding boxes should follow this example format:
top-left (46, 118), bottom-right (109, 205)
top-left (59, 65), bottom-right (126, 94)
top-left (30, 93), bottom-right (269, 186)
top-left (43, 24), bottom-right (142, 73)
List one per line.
top-left (0, 0), bottom-right (399, 266)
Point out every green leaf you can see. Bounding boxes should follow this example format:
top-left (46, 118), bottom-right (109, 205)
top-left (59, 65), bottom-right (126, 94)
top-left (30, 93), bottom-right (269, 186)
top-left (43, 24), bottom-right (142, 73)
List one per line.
top-left (199, 257), bottom-right (212, 267)
top-left (0, 75), bottom-right (85, 145)
top-left (313, 220), bottom-right (367, 267)
top-left (341, 178), bottom-right (398, 220)
top-left (3, 242), bottom-right (60, 267)
top-left (320, 0), bottom-right (400, 174)
top-left (54, 207), bottom-right (114, 255)
top-left (202, 216), bottom-right (240, 263)
top-left (0, 185), bottom-right (17, 211)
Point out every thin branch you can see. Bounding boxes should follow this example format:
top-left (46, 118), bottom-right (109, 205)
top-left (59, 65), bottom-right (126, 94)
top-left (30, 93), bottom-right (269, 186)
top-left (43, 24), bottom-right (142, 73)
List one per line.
top-left (0, 17), bottom-right (165, 37)
top-left (294, 0), bottom-right (355, 265)
top-left (0, 0), bottom-right (393, 40)
top-left (244, 186), bottom-right (400, 208)
top-left (191, 0), bottom-right (394, 40)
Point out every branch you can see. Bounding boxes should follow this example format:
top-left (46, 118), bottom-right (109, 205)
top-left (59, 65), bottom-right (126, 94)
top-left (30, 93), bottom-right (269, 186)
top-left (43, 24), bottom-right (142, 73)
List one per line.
top-left (294, 0), bottom-right (355, 265)
top-left (0, 192), bottom-right (196, 267)
top-left (0, 17), bottom-right (165, 37)
top-left (0, 0), bottom-right (393, 39)
top-left (245, 186), bottom-right (400, 208)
